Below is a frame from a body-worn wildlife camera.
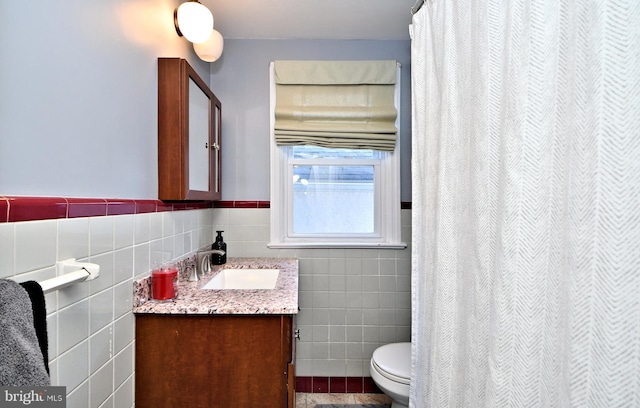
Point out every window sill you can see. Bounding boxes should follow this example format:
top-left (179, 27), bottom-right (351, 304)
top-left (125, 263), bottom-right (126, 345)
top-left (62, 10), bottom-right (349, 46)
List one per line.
top-left (267, 242), bottom-right (407, 249)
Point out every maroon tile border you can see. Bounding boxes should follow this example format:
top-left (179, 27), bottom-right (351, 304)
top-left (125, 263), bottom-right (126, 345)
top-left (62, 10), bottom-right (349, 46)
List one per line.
top-left (0, 196), bottom-right (214, 223)
top-left (67, 198), bottom-right (108, 218)
top-left (0, 196), bottom-right (412, 223)
top-left (330, 377), bottom-right (347, 393)
top-left (363, 376), bottom-right (383, 393)
top-left (156, 201), bottom-right (174, 212)
top-left (214, 201), bottom-right (407, 209)
top-left (135, 199), bottom-right (158, 214)
top-left (214, 200), bottom-right (271, 209)
top-left (295, 377), bottom-right (382, 394)
top-left (347, 376), bottom-right (364, 393)
top-left (295, 377), bottom-right (313, 393)
top-left (6, 197), bottom-right (68, 222)
top-left (312, 377), bottom-right (329, 393)
top-left (106, 199), bottom-right (137, 216)
top-left (172, 201), bottom-right (213, 211)
top-left (0, 198), bottom-right (9, 223)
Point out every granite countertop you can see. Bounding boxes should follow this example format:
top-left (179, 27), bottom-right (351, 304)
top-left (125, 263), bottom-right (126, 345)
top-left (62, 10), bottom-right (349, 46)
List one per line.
top-left (133, 258), bottom-right (298, 315)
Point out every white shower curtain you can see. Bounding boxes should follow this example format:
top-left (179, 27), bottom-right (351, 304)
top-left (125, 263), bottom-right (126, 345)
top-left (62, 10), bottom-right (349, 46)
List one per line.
top-left (410, 0), bottom-right (640, 407)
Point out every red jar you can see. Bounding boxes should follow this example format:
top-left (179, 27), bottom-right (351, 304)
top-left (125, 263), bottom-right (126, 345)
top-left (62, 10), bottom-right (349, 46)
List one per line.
top-left (151, 267), bottom-right (178, 301)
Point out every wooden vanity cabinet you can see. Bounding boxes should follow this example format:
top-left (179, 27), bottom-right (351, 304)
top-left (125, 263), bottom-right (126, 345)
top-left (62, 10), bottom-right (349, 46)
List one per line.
top-left (158, 58), bottom-right (222, 201)
top-left (135, 314), bottom-right (296, 408)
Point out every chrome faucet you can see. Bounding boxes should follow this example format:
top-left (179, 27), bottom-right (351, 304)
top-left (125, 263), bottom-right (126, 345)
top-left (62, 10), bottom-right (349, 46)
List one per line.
top-left (189, 249), bottom-right (226, 282)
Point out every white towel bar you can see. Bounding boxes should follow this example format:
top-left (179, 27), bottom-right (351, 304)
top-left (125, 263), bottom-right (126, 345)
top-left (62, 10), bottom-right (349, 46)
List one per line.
top-left (39, 269), bottom-right (91, 294)
top-left (12, 259), bottom-right (100, 294)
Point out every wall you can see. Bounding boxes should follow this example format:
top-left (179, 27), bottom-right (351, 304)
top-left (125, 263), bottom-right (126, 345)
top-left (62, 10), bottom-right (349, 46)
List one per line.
top-left (1, 15), bottom-right (412, 202)
top-left (0, 200), bottom-right (215, 407)
top-left (212, 206), bottom-right (412, 387)
top-left (0, 0), bottom-right (206, 198)
top-left (0, 1), bottom-right (414, 404)
top-left (0, 0), bottom-right (210, 406)
top-left (209, 39), bottom-right (413, 202)
top-left (1, 199), bottom-right (411, 405)
top-left (206, 38), bottom-right (413, 385)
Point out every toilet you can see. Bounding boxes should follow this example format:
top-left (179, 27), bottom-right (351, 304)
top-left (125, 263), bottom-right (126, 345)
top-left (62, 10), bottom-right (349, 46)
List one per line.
top-left (370, 342), bottom-right (411, 408)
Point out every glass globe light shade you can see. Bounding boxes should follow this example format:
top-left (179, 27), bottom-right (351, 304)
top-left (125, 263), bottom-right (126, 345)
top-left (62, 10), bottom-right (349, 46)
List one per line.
top-left (175, 1), bottom-right (214, 44)
top-left (194, 29), bottom-right (224, 62)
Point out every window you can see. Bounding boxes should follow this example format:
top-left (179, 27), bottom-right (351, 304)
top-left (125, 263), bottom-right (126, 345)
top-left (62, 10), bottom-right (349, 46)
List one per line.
top-left (268, 62), bottom-right (405, 248)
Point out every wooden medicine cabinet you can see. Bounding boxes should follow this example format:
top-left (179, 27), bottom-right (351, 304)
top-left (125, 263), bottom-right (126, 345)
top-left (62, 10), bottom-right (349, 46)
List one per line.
top-left (158, 58), bottom-right (221, 200)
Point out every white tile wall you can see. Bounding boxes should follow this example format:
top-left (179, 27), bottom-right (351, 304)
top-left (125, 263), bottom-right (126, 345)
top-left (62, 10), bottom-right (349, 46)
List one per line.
top-left (0, 209), bottom-right (215, 408)
top-left (212, 207), bottom-right (413, 377)
top-left (0, 206), bottom-right (411, 407)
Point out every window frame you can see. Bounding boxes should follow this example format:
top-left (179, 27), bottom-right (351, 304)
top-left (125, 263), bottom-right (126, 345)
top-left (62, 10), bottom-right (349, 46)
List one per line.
top-left (268, 62), bottom-right (405, 249)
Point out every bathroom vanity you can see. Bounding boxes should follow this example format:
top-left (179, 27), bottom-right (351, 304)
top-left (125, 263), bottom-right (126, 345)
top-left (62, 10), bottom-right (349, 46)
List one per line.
top-left (133, 258), bottom-right (298, 408)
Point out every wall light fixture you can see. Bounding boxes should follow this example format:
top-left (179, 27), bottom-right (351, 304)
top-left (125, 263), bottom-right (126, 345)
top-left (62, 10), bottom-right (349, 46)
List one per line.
top-left (193, 29), bottom-right (224, 62)
top-left (174, 1), bottom-right (224, 62)
top-left (174, 0), bottom-right (213, 44)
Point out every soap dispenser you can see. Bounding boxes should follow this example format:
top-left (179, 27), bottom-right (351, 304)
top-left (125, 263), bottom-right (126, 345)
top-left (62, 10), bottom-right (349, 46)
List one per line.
top-left (211, 230), bottom-right (227, 265)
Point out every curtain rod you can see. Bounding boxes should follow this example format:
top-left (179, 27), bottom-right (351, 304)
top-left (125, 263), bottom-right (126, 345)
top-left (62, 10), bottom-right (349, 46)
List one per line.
top-left (411, 0), bottom-right (425, 14)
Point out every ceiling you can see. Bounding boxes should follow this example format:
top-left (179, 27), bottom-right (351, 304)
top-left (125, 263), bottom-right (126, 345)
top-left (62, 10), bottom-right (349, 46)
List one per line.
top-left (201, 0), bottom-right (417, 40)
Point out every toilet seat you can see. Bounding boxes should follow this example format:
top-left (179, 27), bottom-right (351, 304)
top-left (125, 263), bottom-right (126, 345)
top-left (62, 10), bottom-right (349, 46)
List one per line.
top-left (371, 342), bottom-right (411, 385)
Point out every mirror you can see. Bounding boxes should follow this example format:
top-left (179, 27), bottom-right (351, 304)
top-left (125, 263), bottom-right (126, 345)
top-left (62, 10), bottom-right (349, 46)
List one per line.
top-left (188, 78), bottom-right (210, 192)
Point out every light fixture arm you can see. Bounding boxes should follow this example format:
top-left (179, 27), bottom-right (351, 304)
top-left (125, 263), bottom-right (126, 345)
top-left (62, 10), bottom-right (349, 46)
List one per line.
top-left (174, 8), bottom-right (184, 37)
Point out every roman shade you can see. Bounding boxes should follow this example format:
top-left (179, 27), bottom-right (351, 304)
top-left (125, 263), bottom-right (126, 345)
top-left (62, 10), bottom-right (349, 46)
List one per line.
top-left (274, 60), bottom-right (398, 151)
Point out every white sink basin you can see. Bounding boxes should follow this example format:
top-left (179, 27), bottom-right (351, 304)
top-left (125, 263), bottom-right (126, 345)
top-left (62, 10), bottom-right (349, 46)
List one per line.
top-left (201, 269), bottom-right (280, 290)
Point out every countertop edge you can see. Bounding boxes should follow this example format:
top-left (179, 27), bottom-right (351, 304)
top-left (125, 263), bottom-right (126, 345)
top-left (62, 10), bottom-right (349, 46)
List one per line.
top-left (133, 258), bottom-right (299, 316)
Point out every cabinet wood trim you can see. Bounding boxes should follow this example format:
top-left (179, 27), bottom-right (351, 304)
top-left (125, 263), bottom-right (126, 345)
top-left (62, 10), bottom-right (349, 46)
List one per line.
top-left (136, 314), bottom-right (293, 408)
top-left (158, 58), bottom-right (221, 201)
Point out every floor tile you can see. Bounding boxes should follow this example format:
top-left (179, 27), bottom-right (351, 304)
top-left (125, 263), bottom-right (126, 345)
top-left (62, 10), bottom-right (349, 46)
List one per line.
top-left (354, 393), bottom-right (392, 404)
top-left (296, 393), bottom-right (307, 408)
top-left (307, 393), bottom-right (356, 405)
top-left (296, 393), bottom-right (392, 408)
